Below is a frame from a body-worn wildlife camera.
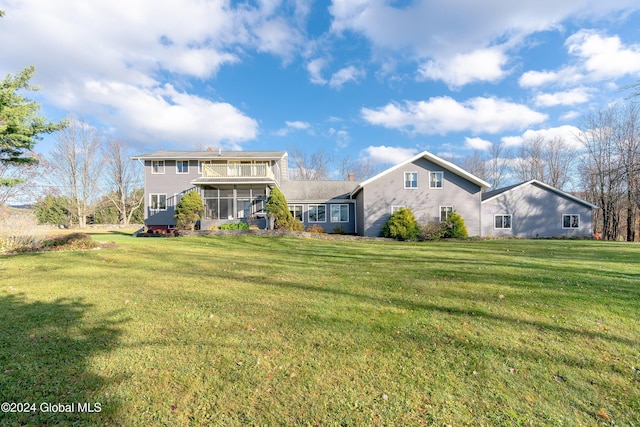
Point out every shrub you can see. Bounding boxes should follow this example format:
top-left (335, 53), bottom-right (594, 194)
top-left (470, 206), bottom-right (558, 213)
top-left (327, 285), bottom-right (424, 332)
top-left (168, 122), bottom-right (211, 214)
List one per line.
top-left (444, 211), bottom-right (468, 239)
top-left (333, 226), bottom-right (346, 234)
top-left (306, 224), bottom-right (325, 233)
top-left (382, 207), bottom-right (419, 240)
top-left (266, 188), bottom-right (303, 231)
top-left (219, 222), bottom-right (249, 230)
top-left (418, 221), bottom-right (447, 241)
top-left (42, 233), bottom-right (100, 251)
top-left (175, 191), bottom-right (204, 230)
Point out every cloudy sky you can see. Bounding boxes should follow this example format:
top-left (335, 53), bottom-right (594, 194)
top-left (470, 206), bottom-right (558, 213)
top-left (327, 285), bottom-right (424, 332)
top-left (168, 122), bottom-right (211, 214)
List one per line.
top-left (2, 0), bottom-right (640, 168)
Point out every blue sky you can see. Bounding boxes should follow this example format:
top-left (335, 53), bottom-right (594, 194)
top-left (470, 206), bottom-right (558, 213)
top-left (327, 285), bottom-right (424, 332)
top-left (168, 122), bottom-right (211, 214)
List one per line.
top-left (2, 0), bottom-right (640, 171)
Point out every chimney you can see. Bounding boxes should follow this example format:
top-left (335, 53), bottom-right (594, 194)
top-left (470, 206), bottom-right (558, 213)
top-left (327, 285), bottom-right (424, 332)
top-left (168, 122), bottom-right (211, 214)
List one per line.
top-left (348, 172), bottom-right (355, 181)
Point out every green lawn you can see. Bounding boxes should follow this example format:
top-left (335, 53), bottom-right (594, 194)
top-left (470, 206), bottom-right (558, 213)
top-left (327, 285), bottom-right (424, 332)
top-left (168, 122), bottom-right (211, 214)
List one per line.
top-left (1, 234), bottom-right (638, 426)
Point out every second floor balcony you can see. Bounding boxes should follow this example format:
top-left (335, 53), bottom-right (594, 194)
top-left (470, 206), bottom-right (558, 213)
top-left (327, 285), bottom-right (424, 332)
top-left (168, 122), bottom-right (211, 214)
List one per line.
top-left (201, 162), bottom-right (275, 180)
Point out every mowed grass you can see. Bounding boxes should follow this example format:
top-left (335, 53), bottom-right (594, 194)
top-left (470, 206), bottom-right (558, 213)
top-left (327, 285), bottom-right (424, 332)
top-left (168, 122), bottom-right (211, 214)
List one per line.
top-left (0, 234), bottom-right (639, 426)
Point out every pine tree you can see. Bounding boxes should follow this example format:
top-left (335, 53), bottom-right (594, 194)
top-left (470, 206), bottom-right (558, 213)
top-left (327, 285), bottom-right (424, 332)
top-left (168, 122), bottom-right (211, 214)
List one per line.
top-left (0, 65), bottom-right (67, 186)
top-left (174, 191), bottom-right (204, 230)
top-left (266, 187), bottom-right (303, 231)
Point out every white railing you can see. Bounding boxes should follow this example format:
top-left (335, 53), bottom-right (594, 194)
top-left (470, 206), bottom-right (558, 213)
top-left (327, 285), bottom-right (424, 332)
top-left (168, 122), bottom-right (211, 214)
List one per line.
top-left (201, 163), bottom-right (274, 179)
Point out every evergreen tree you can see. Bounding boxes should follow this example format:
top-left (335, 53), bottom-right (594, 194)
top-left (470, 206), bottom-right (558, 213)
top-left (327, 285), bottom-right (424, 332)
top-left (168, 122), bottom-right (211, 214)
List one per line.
top-left (266, 187), bottom-right (303, 231)
top-left (34, 194), bottom-right (72, 227)
top-left (382, 207), bottom-right (419, 240)
top-left (174, 191), bottom-right (203, 230)
top-left (444, 211), bottom-right (468, 239)
top-left (0, 66), bottom-right (67, 186)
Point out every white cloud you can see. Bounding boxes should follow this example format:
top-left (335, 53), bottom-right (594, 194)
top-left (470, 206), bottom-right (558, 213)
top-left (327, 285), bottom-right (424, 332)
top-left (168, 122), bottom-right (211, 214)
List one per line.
top-left (82, 81), bottom-right (258, 148)
top-left (330, 0), bottom-right (640, 86)
top-left (329, 128), bottom-right (351, 148)
top-left (418, 48), bottom-right (509, 88)
top-left (501, 125), bottom-right (583, 149)
top-left (329, 66), bottom-right (366, 89)
top-left (534, 87), bottom-right (592, 107)
top-left (307, 58), bottom-right (329, 85)
top-left (0, 0), bottom-right (309, 148)
top-left (274, 120), bottom-right (312, 136)
top-left (362, 96), bottom-right (547, 135)
top-left (566, 30), bottom-right (640, 79)
top-left (360, 146), bottom-right (419, 165)
top-left (465, 137), bottom-right (493, 151)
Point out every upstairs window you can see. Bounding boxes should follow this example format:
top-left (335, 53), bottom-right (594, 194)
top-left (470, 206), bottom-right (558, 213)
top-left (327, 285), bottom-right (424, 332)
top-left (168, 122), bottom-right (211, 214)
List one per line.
top-left (430, 171), bottom-right (443, 189)
top-left (563, 214), bottom-right (580, 229)
top-left (176, 160), bottom-right (189, 174)
top-left (151, 160), bottom-right (165, 174)
top-left (494, 214), bottom-right (512, 229)
top-left (404, 172), bottom-right (418, 189)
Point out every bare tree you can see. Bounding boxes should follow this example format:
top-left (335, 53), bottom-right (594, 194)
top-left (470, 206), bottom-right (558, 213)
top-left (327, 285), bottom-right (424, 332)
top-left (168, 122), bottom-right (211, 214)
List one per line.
top-left (512, 135), bottom-right (575, 189)
top-left (487, 140), bottom-right (510, 189)
top-left (514, 135), bottom-right (546, 183)
top-left (613, 103), bottom-right (640, 241)
top-left (288, 147), bottom-right (332, 180)
top-left (50, 117), bottom-right (104, 228)
top-left (335, 154), bottom-right (380, 181)
top-left (0, 156), bottom-right (53, 205)
top-left (462, 150), bottom-right (488, 182)
top-left (103, 139), bottom-right (143, 225)
top-left (576, 108), bottom-right (625, 240)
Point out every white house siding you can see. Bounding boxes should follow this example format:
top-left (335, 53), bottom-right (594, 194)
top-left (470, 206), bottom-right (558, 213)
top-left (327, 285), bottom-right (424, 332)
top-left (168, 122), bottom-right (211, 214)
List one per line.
top-left (358, 157), bottom-right (483, 237)
top-left (481, 182), bottom-right (594, 238)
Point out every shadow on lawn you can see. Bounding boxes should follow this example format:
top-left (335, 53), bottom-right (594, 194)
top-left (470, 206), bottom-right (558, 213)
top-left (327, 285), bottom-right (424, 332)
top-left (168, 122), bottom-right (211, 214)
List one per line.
top-left (0, 294), bottom-right (124, 425)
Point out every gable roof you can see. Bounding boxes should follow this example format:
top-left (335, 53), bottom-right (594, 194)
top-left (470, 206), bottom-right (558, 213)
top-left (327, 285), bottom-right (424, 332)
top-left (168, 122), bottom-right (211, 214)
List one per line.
top-left (280, 180), bottom-right (360, 201)
top-left (481, 179), bottom-right (599, 209)
top-left (131, 150), bottom-right (286, 161)
top-left (351, 150), bottom-right (491, 195)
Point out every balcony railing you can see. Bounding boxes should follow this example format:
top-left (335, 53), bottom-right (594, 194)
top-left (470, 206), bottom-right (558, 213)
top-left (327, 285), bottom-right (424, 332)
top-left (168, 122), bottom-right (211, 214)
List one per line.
top-left (201, 163), bottom-right (274, 179)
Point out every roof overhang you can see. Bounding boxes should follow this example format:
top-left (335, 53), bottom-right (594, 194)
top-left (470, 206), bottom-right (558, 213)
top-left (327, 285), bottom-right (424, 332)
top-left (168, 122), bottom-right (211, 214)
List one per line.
top-left (351, 150), bottom-right (491, 196)
top-left (481, 179), bottom-right (599, 209)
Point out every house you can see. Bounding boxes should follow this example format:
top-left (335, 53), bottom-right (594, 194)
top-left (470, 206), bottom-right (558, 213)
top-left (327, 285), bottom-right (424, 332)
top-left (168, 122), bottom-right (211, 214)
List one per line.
top-left (131, 150), bottom-right (289, 231)
top-left (350, 151), bottom-right (490, 237)
top-left (481, 180), bottom-right (598, 238)
top-left (132, 150), bottom-right (597, 238)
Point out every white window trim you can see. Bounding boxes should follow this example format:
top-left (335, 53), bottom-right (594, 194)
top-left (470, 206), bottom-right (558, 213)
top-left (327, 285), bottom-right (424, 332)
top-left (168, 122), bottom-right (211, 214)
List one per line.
top-left (308, 204), bottom-right (326, 223)
top-left (150, 193), bottom-right (167, 211)
top-left (494, 214), bottom-right (512, 229)
top-left (151, 160), bottom-right (165, 174)
top-left (330, 204), bottom-right (349, 223)
top-left (562, 214), bottom-right (580, 229)
top-left (440, 205), bottom-right (453, 222)
top-left (391, 205), bottom-right (406, 214)
top-left (176, 160), bottom-right (189, 174)
top-left (404, 171), bottom-right (418, 189)
top-left (288, 204), bottom-right (304, 221)
top-left (430, 171), bottom-right (444, 189)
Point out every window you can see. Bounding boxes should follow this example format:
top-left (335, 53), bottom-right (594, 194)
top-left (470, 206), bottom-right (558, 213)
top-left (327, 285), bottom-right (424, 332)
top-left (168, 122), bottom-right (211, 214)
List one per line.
top-left (151, 160), bottom-right (165, 174)
top-left (176, 160), bottom-right (189, 174)
top-left (404, 172), bottom-right (418, 189)
top-left (150, 194), bottom-right (167, 210)
top-left (288, 205), bottom-right (303, 222)
top-left (494, 214), bottom-right (512, 229)
top-left (391, 205), bottom-right (406, 214)
top-left (430, 171), bottom-right (443, 189)
top-left (563, 214), bottom-right (580, 229)
top-left (308, 204), bottom-right (326, 222)
top-left (440, 206), bottom-right (453, 222)
top-left (330, 204), bottom-right (349, 222)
